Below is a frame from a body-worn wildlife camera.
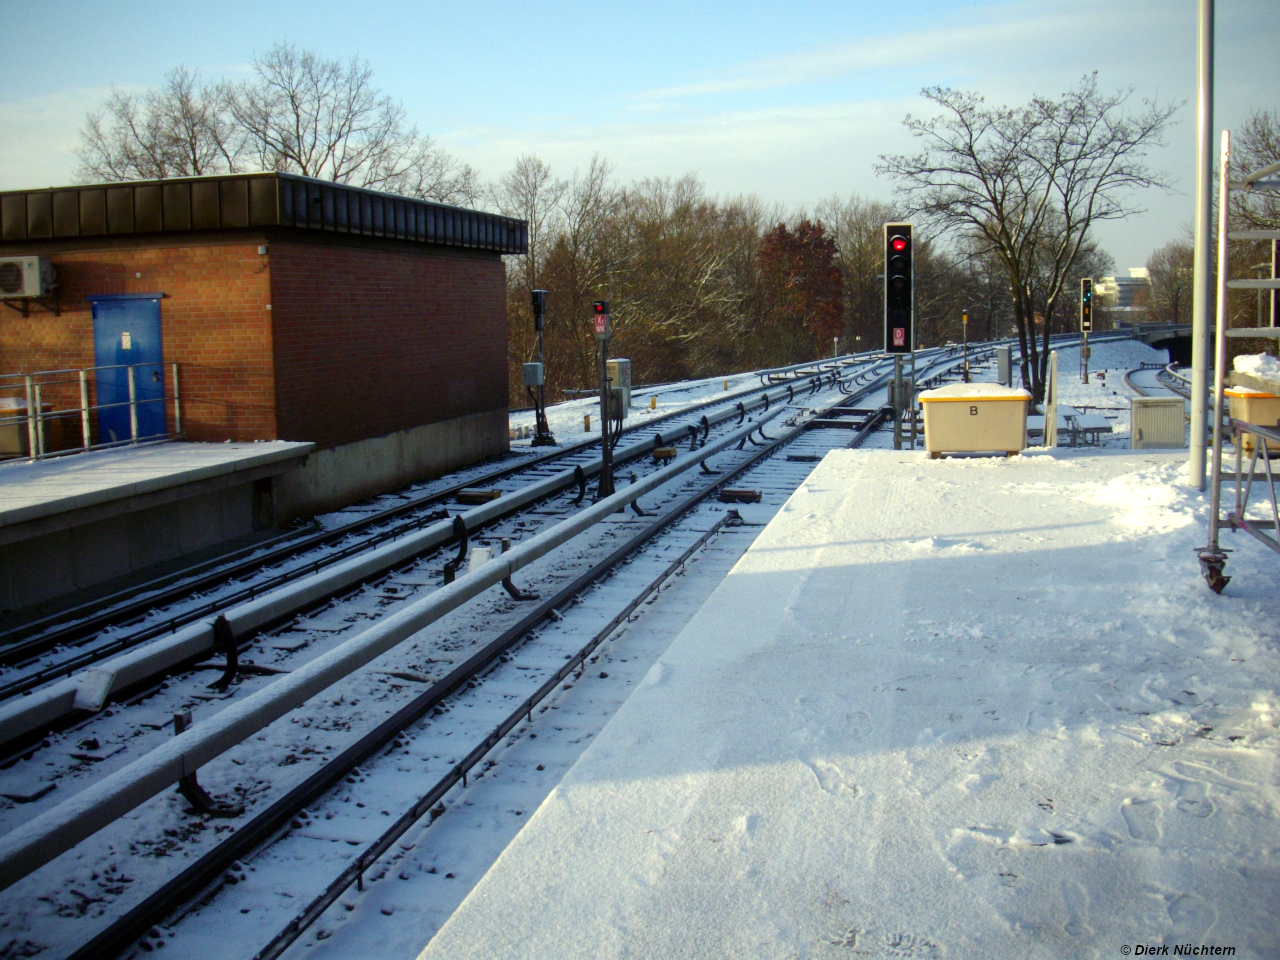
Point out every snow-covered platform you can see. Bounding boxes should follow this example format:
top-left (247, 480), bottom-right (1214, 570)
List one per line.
top-left (0, 441), bottom-right (312, 611)
top-left (421, 449), bottom-right (1280, 959)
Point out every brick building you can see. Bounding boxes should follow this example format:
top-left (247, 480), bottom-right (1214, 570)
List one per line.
top-left (0, 172), bottom-right (526, 517)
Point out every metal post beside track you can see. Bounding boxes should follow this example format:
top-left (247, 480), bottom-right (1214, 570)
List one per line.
top-left (172, 362), bottom-right (181, 436)
top-left (24, 374), bottom-right (36, 461)
top-left (80, 369), bottom-right (91, 450)
top-left (128, 365), bottom-right (139, 444)
top-left (892, 357), bottom-right (903, 450)
top-left (33, 383), bottom-right (44, 458)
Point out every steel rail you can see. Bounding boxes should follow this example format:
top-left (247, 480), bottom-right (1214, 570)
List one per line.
top-left (0, 362), bottom-right (879, 752)
top-left (1127, 365), bottom-right (1193, 405)
top-left (0, 358), bottom-right (865, 662)
top-left (71, 367), bottom-right (902, 960)
top-left (0, 402), bottom-right (803, 891)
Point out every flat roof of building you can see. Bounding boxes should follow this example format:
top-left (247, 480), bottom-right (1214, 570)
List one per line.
top-left (0, 440), bottom-right (313, 545)
top-left (0, 172), bottom-right (527, 255)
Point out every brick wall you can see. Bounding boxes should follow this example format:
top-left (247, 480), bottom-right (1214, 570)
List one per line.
top-left (0, 235), bottom-right (509, 452)
top-left (267, 241), bottom-right (508, 448)
top-left (0, 239), bottom-right (277, 443)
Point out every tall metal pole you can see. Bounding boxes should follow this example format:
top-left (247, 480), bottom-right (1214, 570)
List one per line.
top-left (962, 310), bottom-right (969, 382)
top-left (598, 340), bottom-right (613, 497)
top-left (536, 326), bottom-right (548, 436)
top-left (531, 290), bottom-right (554, 445)
top-left (892, 357), bottom-right (903, 450)
top-left (1205, 130), bottom-right (1232, 572)
top-left (1189, 0), bottom-right (1214, 489)
top-left (593, 301), bottom-right (614, 498)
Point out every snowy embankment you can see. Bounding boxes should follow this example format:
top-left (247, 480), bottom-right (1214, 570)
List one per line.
top-left (1050, 339), bottom-right (1173, 442)
top-left (508, 368), bottom-right (807, 444)
top-left (421, 448), bottom-right (1280, 959)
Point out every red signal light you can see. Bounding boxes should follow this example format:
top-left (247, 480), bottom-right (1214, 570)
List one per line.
top-left (891, 236), bottom-right (908, 252)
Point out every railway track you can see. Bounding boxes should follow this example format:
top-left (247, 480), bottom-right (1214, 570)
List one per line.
top-left (0, 358), bottom-right (877, 755)
top-left (1123, 363), bottom-right (1192, 400)
top-left (0, 348), bottom-right (977, 960)
top-left (0, 359), bottom-right (852, 663)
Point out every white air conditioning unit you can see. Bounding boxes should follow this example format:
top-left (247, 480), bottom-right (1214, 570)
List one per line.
top-left (0, 257), bottom-right (56, 298)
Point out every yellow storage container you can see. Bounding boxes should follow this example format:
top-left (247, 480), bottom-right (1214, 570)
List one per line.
top-left (1226, 386), bottom-right (1280, 455)
top-left (919, 383), bottom-right (1031, 458)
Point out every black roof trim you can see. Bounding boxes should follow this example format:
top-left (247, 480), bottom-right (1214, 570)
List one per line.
top-left (0, 172), bottom-right (527, 255)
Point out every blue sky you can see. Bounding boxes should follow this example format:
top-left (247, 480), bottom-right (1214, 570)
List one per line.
top-left (2, 0), bottom-right (1277, 268)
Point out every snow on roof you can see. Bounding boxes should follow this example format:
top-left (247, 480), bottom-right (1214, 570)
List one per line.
top-left (919, 382), bottom-right (1032, 400)
top-left (1234, 353), bottom-right (1280, 381)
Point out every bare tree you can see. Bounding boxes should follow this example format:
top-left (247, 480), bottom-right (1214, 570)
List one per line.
top-left (76, 67), bottom-right (239, 181)
top-left (815, 195), bottom-right (897, 350)
top-left (878, 74), bottom-right (1177, 399)
top-left (542, 156), bottom-right (620, 389)
top-left (1146, 239), bottom-right (1194, 325)
top-left (489, 156), bottom-right (568, 400)
top-left (489, 155), bottom-right (567, 292)
top-left (228, 42), bottom-right (476, 204)
top-left (1230, 109), bottom-right (1280, 231)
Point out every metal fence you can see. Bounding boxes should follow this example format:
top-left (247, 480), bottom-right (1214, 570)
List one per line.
top-left (0, 362), bottom-right (182, 461)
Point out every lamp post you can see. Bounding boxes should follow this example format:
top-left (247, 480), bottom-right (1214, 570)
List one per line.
top-left (962, 310), bottom-right (970, 382)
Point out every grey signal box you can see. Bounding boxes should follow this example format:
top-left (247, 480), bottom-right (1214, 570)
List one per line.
top-left (996, 346), bottom-right (1012, 386)
top-left (522, 362), bottom-right (544, 387)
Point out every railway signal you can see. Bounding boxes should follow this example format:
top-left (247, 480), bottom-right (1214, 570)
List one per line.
top-left (593, 300), bottom-right (615, 496)
top-left (530, 290), bottom-right (554, 446)
top-left (883, 223), bottom-right (917, 450)
top-left (883, 223), bottom-right (914, 355)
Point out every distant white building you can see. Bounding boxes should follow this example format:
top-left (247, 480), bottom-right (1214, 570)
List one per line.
top-left (1095, 268), bottom-right (1151, 319)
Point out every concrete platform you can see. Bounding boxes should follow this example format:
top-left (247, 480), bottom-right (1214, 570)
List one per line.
top-left (0, 441), bottom-right (312, 612)
top-left (420, 449), bottom-right (1280, 959)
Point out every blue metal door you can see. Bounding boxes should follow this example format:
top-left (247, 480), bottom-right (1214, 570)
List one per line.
top-left (91, 295), bottom-right (165, 443)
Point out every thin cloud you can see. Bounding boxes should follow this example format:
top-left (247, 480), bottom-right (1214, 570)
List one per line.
top-left (0, 88), bottom-right (109, 189)
top-left (639, 6), bottom-right (1081, 101)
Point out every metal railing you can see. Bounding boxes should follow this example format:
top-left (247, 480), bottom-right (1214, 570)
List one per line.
top-left (0, 362), bottom-right (182, 462)
top-left (1222, 418), bottom-right (1280, 555)
top-left (1198, 128), bottom-right (1280, 591)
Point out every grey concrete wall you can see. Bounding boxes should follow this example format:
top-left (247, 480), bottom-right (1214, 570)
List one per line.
top-left (273, 407), bottom-right (509, 521)
top-left (0, 484), bottom-right (257, 613)
top-left (0, 408), bottom-right (508, 612)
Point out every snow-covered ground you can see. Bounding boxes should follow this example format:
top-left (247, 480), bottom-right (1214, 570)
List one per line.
top-left (507, 364), bottom-right (848, 446)
top-left (1050, 339), bottom-right (1173, 444)
top-left (421, 448), bottom-right (1280, 959)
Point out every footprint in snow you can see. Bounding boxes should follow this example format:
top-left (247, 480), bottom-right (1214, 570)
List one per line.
top-left (1174, 780), bottom-right (1214, 818)
top-left (1168, 894), bottom-right (1218, 940)
top-left (884, 931), bottom-right (943, 957)
top-left (963, 826), bottom-right (1072, 848)
top-left (1120, 798), bottom-right (1162, 841)
top-left (807, 759), bottom-right (860, 799)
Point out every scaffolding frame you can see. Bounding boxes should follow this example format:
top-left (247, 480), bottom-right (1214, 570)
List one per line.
top-left (1198, 130), bottom-right (1280, 592)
